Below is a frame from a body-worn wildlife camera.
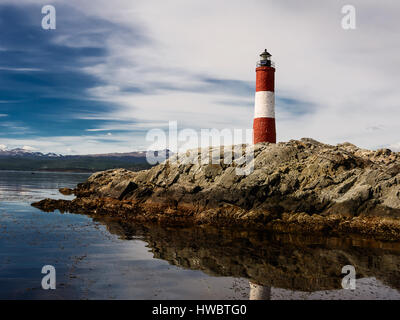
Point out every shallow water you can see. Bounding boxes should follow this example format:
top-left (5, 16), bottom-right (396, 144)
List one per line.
top-left (1, 170), bottom-right (400, 300)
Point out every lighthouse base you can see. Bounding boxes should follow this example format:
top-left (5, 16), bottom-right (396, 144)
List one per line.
top-left (253, 117), bottom-right (276, 144)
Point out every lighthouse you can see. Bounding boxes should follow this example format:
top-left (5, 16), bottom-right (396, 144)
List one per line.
top-left (253, 49), bottom-right (276, 144)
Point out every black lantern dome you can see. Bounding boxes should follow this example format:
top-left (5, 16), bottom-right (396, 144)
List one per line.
top-left (257, 49), bottom-right (274, 67)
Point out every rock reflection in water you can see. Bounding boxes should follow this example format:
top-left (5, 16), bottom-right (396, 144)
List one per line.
top-left (91, 216), bottom-right (400, 299)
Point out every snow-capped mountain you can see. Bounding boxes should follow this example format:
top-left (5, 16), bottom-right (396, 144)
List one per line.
top-left (0, 148), bottom-right (170, 172)
top-left (0, 148), bottom-right (62, 157)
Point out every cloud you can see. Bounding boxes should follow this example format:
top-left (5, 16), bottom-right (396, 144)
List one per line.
top-left (0, 120), bottom-right (32, 134)
top-left (69, 0), bottom-right (400, 150)
top-left (389, 142), bottom-right (400, 152)
top-left (0, 67), bottom-right (43, 72)
top-left (22, 145), bottom-right (36, 151)
top-left (0, 0), bottom-right (399, 153)
top-left (0, 3), bottom-right (144, 139)
top-left (0, 144), bottom-right (6, 150)
top-left (0, 133), bottom-right (148, 155)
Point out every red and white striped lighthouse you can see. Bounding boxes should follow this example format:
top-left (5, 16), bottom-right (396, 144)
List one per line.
top-left (253, 49), bottom-right (276, 144)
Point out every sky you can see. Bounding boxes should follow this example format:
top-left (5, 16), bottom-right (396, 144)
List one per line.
top-left (0, 0), bottom-right (399, 154)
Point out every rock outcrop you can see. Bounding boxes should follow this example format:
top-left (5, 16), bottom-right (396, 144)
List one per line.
top-left (32, 138), bottom-right (400, 240)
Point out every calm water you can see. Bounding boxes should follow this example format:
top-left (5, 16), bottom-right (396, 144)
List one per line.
top-left (1, 170), bottom-right (400, 300)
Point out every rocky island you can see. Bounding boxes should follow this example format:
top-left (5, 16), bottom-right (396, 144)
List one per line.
top-left (32, 138), bottom-right (400, 240)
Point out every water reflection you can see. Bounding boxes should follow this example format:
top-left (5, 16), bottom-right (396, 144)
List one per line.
top-left (2, 170), bottom-right (400, 299)
top-left (92, 217), bottom-right (400, 298)
top-left (0, 170), bottom-right (90, 202)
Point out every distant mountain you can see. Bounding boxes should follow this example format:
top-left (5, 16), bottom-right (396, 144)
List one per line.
top-left (0, 148), bottom-right (62, 158)
top-left (0, 148), bottom-right (171, 172)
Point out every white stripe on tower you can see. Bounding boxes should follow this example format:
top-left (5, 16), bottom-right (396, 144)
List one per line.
top-left (254, 91), bottom-right (275, 118)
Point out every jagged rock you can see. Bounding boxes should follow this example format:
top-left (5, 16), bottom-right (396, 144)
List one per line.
top-left (32, 138), bottom-right (400, 240)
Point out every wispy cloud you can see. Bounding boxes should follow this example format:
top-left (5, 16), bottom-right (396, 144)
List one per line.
top-left (389, 142), bottom-right (400, 152)
top-left (0, 121), bottom-right (33, 134)
top-left (0, 67), bottom-right (43, 72)
top-left (0, 3), bottom-right (143, 139)
top-left (0, 133), bottom-right (149, 155)
top-left (71, 0), bottom-right (400, 150)
top-left (0, 0), bottom-right (399, 153)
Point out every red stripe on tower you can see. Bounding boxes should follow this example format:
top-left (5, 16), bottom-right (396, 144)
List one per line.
top-left (253, 49), bottom-right (276, 144)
